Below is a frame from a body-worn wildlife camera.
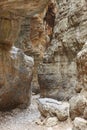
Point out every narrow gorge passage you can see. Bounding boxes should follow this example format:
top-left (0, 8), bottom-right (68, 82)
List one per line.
top-left (0, 0), bottom-right (87, 130)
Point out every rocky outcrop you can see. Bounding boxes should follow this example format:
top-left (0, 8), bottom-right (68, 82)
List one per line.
top-left (38, 0), bottom-right (87, 100)
top-left (37, 98), bottom-right (69, 121)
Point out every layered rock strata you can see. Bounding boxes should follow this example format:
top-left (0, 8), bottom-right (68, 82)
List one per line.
top-left (15, 0), bottom-right (57, 93)
top-left (38, 0), bottom-right (87, 100)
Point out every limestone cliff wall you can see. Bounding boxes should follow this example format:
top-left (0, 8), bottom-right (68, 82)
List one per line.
top-left (14, 0), bottom-right (87, 99)
top-left (0, 0), bottom-right (50, 110)
top-left (38, 0), bottom-right (87, 100)
top-left (15, 0), bottom-right (57, 93)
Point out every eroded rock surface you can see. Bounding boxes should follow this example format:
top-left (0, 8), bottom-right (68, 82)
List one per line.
top-left (0, 0), bottom-right (50, 17)
top-left (15, 0), bottom-right (57, 93)
top-left (75, 42), bottom-right (87, 120)
top-left (38, 0), bottom-right (87, 100)
top-left (0, 47), bottom-right (34, 111)
top-left (0, 0), bottom-right (51, 110)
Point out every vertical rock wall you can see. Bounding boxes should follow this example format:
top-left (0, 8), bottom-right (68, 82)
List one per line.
top-left (0, 0), bottom-right (50, 110)
top-left (15, 0), bottom-right (57, 93)
top-left (38, 0), bottom-right (87, 100)
top-left (76, 42), bottom-right (87, 97)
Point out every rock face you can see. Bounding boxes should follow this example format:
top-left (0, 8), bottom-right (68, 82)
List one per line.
top-left (0, 11), bottom-right (21, 51)
top-left (0, 47), bottom-right (34, 111)
top-left (75, 42), bottom-right (87, 120)
top-left (38, 0), bottom-right (87, 100)
top-left (15, 0), bottom-right (57, 93)
top-left (76, 42), bottom-right (87, 93)
top-left (0, 0), bottom-right (50, 17)
top-left (69, 95), bottom-right (87, 120)
top-left (0, 0), bottom-right (51, 110)
top-left (84, 107), bottom-right (87, 119)
top-left (37, 98), bottom-right (69, 121)
top-left (73, 117), bottom-right (87, 130)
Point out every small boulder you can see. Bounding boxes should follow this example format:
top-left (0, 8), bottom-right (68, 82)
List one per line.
top-left (37, 98), bottom-right (69, 121)
top-left (44, 117), bottom-right (58, 127)
top-left (83, 107), bottom-right (87, 119)
top-left (69, 95), bottom-right (87, 120)
top-left (72, 117), bottom-right (87, 130)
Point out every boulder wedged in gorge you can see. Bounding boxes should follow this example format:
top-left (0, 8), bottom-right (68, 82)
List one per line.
top-left (0, 47), bottom-right (34, 111)
top-left (38, 0), bottom-right (87, 100)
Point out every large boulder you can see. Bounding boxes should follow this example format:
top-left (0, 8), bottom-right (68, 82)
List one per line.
top-left (37, 98), bottom-right (69, 121)
top-left (0, 47), bottom-right (34, 111)
top-left (69, 95), bottom-right (87, 120)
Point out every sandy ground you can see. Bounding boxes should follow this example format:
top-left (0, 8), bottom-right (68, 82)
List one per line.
top-left (0, 94), bottom-right (72, 130)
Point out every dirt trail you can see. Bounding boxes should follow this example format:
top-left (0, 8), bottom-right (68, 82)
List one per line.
top-left (0, 95), bottom-right (72, 130)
